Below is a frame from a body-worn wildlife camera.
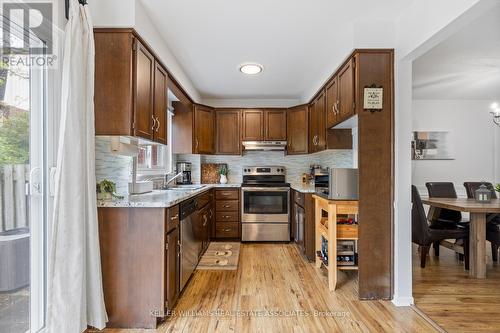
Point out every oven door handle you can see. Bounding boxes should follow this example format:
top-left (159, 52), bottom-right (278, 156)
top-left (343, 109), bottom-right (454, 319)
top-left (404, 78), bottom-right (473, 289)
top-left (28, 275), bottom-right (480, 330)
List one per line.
top-left (242, 187), bottom-right (290, 192)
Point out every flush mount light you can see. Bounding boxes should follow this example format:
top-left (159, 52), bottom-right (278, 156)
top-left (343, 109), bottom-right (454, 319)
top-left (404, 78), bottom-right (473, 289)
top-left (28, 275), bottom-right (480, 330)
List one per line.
top-left (239, 63), bottom-right (263, 75)
top-left (490, 102), bottom-right (500, 127)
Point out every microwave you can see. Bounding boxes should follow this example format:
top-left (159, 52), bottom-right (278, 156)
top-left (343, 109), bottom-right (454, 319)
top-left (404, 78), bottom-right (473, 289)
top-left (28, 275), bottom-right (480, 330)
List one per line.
top-left (314, 168), bottom-right (358, 200)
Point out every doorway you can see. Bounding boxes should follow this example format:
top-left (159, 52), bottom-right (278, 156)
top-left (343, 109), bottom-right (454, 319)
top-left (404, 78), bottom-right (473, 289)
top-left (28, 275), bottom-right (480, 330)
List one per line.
top-left (410, 4), bottom-right (500, 331)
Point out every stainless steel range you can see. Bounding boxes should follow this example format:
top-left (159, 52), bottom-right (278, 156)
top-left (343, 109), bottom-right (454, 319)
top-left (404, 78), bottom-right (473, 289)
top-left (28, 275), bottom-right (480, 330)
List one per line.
top-left (241, 166), bottom-right (290, 242)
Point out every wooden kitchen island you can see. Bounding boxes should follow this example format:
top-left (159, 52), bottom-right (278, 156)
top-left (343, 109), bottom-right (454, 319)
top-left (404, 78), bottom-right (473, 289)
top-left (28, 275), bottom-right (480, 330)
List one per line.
top-left (313, 195), bottom-right (359, 291)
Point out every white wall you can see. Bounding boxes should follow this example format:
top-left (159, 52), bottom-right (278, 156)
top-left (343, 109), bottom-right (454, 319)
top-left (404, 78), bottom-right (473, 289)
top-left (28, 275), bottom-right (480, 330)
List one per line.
top-left (412, 100), bottom-right (499, 197)
top-left (391, 0), bottom-right (498, 307)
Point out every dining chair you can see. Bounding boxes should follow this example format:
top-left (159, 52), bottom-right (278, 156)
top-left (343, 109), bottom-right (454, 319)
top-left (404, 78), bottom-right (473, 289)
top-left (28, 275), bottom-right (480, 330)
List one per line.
top-left (425, 182), bottom-right (470, 257)
top-left (412, 185), bottom-right (469, 269)
top-left (463, 182), bottom-right (500, 261)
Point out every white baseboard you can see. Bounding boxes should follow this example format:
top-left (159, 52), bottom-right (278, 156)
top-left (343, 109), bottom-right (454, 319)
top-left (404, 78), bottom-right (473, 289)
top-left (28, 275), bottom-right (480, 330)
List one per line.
top-left (392, 296), bottom-right (414, 307)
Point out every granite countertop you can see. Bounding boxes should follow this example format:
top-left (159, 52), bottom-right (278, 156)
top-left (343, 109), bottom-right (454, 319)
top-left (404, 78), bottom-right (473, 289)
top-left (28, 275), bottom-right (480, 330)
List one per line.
top-left (97, 183), bottom-right (241, 208)
top-left (290, 183), bottom-right (316, 193)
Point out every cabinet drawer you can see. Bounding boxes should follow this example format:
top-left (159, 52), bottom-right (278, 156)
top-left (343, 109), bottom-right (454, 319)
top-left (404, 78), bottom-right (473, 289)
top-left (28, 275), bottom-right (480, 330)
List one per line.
top-left (216, 211), bottom-right (239, 222)
top-left (215, 189), bottom-right (239, 200)
top-left (337, 224), bottom-right (358, 239)
top-left (166, 205), bottom-right (180, 233)
top-left (294, 191), bottom-right (305, 207)
top-left (216, 222), bottom-right (239, 238)
top-left (216, 200), bottom-right (239, 212)
top-left (197, 190), bottom-right (213, 209)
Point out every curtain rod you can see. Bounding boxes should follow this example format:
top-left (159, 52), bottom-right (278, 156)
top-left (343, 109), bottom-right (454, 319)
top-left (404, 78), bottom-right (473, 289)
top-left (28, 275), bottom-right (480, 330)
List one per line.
top-left (65, 0), bottom-right (88, 20)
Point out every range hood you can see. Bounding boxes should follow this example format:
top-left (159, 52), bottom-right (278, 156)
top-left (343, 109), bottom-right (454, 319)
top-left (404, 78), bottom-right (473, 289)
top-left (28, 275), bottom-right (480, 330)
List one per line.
top-left (242, 141), bottom-right (287, 151)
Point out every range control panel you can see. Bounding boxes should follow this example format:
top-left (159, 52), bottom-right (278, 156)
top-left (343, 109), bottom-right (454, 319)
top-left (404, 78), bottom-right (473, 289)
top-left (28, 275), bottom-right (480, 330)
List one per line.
top-left (242, 166), bottom-right (286, 175)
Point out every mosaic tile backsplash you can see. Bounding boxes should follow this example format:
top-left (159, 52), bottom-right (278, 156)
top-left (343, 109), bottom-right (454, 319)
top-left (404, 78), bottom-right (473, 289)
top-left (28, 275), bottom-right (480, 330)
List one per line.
top-left (95, 137), bottom-right (353, 194)
top-left (177, 150), bottom-right (353, 184)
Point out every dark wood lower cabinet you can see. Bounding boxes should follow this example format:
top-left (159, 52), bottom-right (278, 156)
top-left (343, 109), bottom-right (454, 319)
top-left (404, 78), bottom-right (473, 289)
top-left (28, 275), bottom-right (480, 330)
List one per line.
top-left (214, 188), bottom-right (241, 239)
top-left (292, 190), bottom-right (315, 261)
top-left (98, 206), bottom-right (180, 329)
top-left (165, 226), bottom-right (180, 312)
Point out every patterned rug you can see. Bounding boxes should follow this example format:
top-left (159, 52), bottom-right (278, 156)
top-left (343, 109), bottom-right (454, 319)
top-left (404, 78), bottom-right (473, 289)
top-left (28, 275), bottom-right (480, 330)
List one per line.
top-left (197, 242), bottom-right (241, 270)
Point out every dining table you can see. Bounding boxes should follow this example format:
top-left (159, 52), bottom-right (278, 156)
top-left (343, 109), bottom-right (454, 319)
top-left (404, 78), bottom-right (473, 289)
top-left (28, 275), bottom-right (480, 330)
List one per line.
top-left (422, 198), bottom-right (500, 278)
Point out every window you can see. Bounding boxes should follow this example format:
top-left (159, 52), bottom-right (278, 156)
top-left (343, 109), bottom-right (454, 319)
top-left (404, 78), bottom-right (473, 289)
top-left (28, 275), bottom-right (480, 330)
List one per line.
top-left (137, 111), bottom-right (173, 175)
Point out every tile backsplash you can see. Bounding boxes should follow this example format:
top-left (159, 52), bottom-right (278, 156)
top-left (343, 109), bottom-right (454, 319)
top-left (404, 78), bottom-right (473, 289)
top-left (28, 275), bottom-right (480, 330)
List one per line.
top-left (177, 150), bottom-right (353, 184)
top-left (95, 137), bottom-right (133, 195)
top-left (95, 136), bottom-right (353, 194)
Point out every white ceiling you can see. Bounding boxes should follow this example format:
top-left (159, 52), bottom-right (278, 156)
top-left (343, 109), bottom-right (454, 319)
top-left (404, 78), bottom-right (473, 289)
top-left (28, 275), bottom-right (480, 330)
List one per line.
top-left (413, 5), bottom-right (500, 100)
top-left (140, 0), bottom-right (414, 101)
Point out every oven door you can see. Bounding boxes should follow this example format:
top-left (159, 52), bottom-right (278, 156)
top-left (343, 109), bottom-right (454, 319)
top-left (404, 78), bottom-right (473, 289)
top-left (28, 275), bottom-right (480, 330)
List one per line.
top-left (241, 187), bottom-right (290, 223)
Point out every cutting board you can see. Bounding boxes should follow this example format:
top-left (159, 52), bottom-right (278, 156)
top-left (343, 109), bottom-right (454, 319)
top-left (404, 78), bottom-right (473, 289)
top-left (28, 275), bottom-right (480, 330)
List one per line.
top-left (201, 163), bottom-right (227, 184)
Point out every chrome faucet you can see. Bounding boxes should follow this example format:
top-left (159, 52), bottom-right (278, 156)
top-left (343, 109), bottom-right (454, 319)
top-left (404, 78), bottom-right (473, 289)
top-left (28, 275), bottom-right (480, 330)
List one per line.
top-left (163, 172), bottom-right (184, 189)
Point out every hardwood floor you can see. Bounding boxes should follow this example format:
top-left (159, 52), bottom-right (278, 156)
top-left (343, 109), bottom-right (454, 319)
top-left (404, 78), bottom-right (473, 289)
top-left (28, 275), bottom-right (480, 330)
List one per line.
top-left (413, 243), bottom-right (500, 332)
top-left (94, 243), bottom-right (436, 333)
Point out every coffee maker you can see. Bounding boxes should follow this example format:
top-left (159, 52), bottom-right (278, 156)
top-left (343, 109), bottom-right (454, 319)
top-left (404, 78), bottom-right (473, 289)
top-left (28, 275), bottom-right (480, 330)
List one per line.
top-left (176, 162), bottom-right (192, 185)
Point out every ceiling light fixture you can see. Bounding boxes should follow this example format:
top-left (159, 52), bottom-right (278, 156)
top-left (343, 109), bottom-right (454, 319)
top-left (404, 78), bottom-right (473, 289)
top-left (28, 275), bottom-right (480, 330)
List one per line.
top-left (490, 102), bottom-right (500, 127)
top-left (239, 63), bottom-right (263, 75)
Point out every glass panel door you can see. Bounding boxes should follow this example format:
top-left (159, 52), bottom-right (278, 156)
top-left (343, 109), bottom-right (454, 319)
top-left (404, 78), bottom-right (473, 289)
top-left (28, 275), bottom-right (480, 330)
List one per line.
top-left (243, 191), bottom-right (288, 214)
top-left (0, 47), bottom-right (47, 333)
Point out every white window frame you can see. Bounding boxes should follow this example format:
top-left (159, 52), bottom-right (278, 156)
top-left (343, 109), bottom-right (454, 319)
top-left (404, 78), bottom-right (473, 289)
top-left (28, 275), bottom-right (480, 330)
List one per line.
top-left (136, 110), bottom-right (174, 176)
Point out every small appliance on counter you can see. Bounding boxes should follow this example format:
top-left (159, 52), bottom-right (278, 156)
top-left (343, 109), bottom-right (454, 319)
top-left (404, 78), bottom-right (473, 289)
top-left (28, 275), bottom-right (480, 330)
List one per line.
top-left (176, 162), bottom-right (193, 185)
top-left (315, 168), bottom-right (358, 200)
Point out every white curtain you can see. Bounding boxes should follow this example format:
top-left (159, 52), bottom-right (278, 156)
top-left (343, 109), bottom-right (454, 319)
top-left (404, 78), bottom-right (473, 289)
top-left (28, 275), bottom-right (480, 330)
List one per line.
top-left (47, 0), bottom-right (108, 331)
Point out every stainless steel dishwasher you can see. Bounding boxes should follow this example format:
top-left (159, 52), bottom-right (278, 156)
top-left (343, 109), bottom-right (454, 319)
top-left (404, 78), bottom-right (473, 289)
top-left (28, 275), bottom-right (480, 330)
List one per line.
top-left (180, 198), bottom-right (199, 291)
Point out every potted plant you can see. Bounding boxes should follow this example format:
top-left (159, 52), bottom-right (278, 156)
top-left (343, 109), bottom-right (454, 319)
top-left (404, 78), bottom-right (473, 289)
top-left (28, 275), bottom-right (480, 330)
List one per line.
top-left (96, 179), bottom-right (124, 200)
top-left (219, 165), bottom-right (228, 184)
top-left (496, 184), bottom-right (500, 193)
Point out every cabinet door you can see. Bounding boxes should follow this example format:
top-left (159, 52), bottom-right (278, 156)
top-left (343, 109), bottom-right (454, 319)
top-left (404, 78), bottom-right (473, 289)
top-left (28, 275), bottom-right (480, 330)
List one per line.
top-left (308, 102), bottom-right (317, 153)
top-left (194, 105), bottom-right (215, 154)
top-left (242, 109), bottom-right (264, 141)
top-left (153, 62), bottom-right (168, 144)
top-left (216, 109), bottom-right (241, 155)
top-left (287, 106), bottom-right (308, 155)
top-left (165, 227), bottom-right (180, 311)
top-left (133, 39), bottom-right (155, 140)
top-left (315, 91), bottom-right (327, 151)
top-left (338, 58), bottom-right (355, 122)
top-left (264, 109), bottom-right (287, 141)
top-left (326, 77), bottom-right (339, 128)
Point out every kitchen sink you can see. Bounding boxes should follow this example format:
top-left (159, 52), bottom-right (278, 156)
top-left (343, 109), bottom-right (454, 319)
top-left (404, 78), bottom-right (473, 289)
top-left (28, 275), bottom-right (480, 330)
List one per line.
top-left (166, 185), bottom-right (207, 191)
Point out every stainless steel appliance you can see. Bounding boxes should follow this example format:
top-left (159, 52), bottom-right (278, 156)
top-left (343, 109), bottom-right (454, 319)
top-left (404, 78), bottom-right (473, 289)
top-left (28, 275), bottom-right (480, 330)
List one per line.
top-left (179, 198), bottom-right (200, 290)
top-left (242, 141), bottom-right (287, 151)
top-left (241, 166), bottom-right (290, 241)
top-left (176, 162), bottom-right (192, 185)
top-left (315, 168), bottom-right (359, 200)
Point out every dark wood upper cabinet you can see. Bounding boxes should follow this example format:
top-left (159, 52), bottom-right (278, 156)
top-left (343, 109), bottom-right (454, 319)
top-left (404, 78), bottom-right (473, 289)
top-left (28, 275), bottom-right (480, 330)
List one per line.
top-left (133, 40), bottom-right (155, 140)
top-left (94, 29), bottom-right (171, 145)
top-left (153, 62), bottom-right (168, 145)
top-left (287, 105), bottom-right (308, 155)
top-left (216, 109), bottom-right (241, 155)
top-left (242, 109), bottom-right (264, 141)
top-left (194, 105), bottom-right (215, 154)
top-left (264, 109), bottom-right (287, 141)
top-left (309, 91), bottom-right (326, 153)
top-left (326, 76), bottom-right (339, 129)
top-left (338, 58), bottom-right (356, 123)
top-left (242, 109), bottom-right (286, 141)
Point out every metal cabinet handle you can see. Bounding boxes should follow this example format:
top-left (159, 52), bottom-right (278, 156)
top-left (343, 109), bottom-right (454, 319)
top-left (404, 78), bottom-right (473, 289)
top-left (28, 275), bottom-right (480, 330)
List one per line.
top-left (223, 228), bottom-right (231, 232)
top-left (209, 210), bottom-right (213, 218)
top-left (334, 101), bottom-right (340, 114)
top-left (195, 138), bottom-right (199, 150)
top-left (171, 214), bottom-right (179, 221)
top-left (151, 115), bottom-right (157, 131)
top-left (223, 205), bottom-right (230, 208)
top-left (155, 116), bottom-right (160, 132)
top-left (203, 215), bottom-right (208, 226)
